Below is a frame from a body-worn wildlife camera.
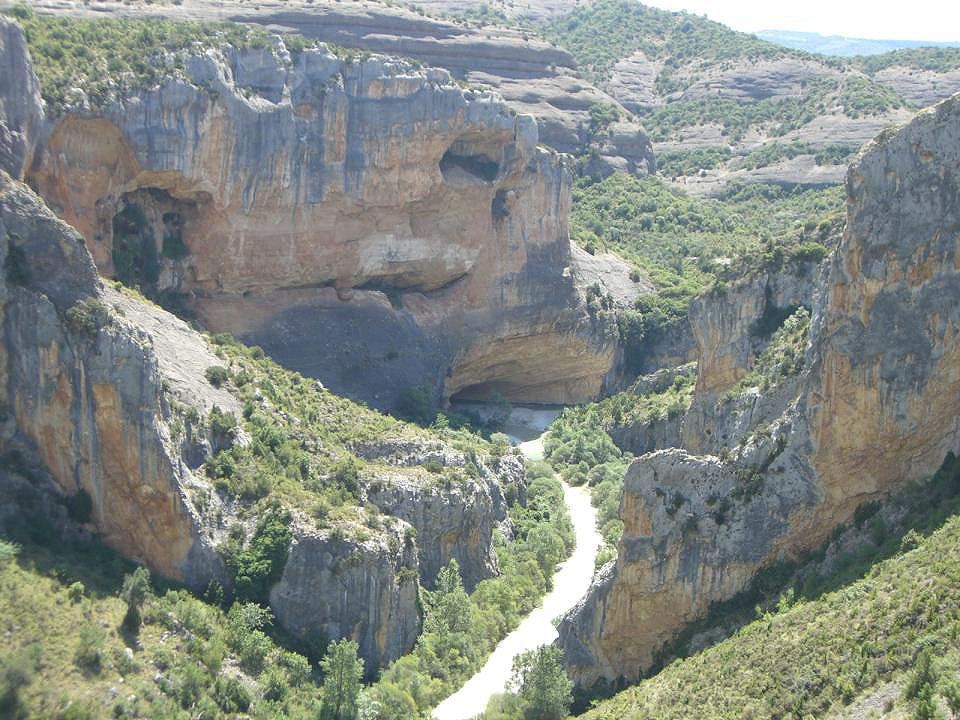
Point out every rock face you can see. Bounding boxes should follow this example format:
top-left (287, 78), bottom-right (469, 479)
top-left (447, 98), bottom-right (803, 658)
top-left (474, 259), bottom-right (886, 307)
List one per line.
top-left (269, 521), bottom-right (421, 675)
top-left (0, 166), bottom-right (511, 673)
top-left (10, 0), bottom-right (655, 176)
top-left (682, 260), bottom-right (821, 453)
top-left (0, 170), bottom-right (230, 589)
top-left (0, 15), bottom-right (41, 178)
top-left (21, 33), bottom-right (630, 409)
top-left (559, 93), bottom-right (960, 687)
top-left (362, 445), bottom-right (525, 590)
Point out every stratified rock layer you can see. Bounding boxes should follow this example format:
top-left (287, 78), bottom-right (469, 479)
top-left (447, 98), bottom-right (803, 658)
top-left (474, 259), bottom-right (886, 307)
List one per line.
top-left (559, 93), bottom-right (960, 686)
top-left (24, 37), bottom-right (632, 409)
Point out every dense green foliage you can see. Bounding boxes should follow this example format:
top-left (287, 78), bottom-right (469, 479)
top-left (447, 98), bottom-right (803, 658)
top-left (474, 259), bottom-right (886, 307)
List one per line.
top-left (654, 147), bottom-right (732, 177)
top-left (731, 141), bottom-right (858, 170)
top-left (541, 0), bottom-right (793, 83)
top-left (362, 471), bottom-right (575, 717)
top-left (584, 454), bottom-right (960, 720)
top-left (0, 529), bottom-right (326, 719)
top-left (856, 46), bottom-right (960, 74)
top-left (480, 645), bottom-right (573, 720)
top-left (320, 639), bottom-right (364, 720)
top-left (570, 173), bottom-right (841, 370)
top-left (222, 509), bottom-right (293, 606)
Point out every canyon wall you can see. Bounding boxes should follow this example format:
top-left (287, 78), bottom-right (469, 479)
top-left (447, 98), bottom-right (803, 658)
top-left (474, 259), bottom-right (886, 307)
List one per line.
top-left (559, 92), bottom-right (960, 686)
top-left (8, 0), bottom-right (655, 177)
top-left (0, 17), bottom-right (541, 670)
top-left (22, 33), bottom-right (642, 410)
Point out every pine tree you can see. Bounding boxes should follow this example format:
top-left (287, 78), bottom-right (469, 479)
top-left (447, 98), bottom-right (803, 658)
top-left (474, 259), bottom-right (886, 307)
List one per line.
top-left (320, 638), bottom-right (364, 720)
top-left (511, 645), bottom-right (573, 720)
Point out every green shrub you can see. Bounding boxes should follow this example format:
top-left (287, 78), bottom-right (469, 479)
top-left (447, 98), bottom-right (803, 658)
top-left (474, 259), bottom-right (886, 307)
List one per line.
top-left (224, 509), bottom-right (292, 606)
top-left (212, 674), bottom-right (250, 713)
top-left (224, 602), bottom-right (273, 674)
top-left (120, 566), bottom-right (151, 634)
top-left (64, 300), bottom-right (111, 337)
top-left (396, 385), bottom-right (435, 425)
top-left (208, 405), bottom-right (238, 435)
top-left (320, 638), bottom-right (364, 720)
top-left (510, 645), bottom-right (573, 720)
top-left (73, 623), bottom-right (104, 672)
top-left (0, 539), bottom-right (20, 569)
top-left (204, 365), bottom-right (231, 388)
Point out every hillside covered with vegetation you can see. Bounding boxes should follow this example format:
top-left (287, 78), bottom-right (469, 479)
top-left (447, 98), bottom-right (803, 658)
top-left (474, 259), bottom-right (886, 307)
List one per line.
top-left (582, 454), bottom-right (960, 720)
top-left (0, 456), bottom-right (573, 720)
top-left (537, 0), bottom-right (960, 185)
top-left (570, 173), bottom-right (841, 371)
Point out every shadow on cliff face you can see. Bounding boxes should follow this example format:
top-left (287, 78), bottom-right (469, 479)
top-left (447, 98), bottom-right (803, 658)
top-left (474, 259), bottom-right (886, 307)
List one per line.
top-left (440, 147), bottom-right (500, 185)
top-left (240, 297), bottom-right (450, 414)
top-left (107, 187), bottom-right (207, 317)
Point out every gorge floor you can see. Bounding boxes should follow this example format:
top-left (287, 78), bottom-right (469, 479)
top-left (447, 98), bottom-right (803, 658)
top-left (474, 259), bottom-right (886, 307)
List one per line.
top-left (432, 416), bottom-right (602, 720)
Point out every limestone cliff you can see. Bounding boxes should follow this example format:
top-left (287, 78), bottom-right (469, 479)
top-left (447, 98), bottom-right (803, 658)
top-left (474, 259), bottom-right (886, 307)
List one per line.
top-left (0, 13), bottom-right (40, 178)
top-left (19, 30), bottom-right (633, 409)
top-left (8, 0), bottom-right (655, 177)
top-left (0, 170), bottom-right (231, 589)
top-left (360, 440), bottom-right (525, 590)
top-left (682, 259), bottom-right (821, 453)
top-left (559, 93), bottom-right (960, 686)
top-left (0, 166), bottom-right (520, 673)
top-left (269, 519), bottom-right (421, 674)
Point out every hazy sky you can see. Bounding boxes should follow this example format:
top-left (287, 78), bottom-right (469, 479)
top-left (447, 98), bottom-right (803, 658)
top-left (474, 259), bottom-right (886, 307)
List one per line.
top-left (645, 0), bottom-right (960, 42)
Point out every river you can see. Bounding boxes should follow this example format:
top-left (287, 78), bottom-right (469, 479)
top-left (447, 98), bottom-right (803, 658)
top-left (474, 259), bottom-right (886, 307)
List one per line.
top-left (431, 408), bottom-right (602, 720)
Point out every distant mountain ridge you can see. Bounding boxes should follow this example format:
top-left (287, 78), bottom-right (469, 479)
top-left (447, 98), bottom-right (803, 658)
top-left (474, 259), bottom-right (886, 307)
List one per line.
top-left (757, 29), bottom-right (960, 57)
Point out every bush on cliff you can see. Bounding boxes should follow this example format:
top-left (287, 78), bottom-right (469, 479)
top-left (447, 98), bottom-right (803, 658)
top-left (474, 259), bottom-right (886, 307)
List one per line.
top-left (222, 508), bottom-right (292, 606)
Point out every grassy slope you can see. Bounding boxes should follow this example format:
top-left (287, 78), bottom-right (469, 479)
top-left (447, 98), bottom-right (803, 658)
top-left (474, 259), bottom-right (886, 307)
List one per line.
top-left (0, 465), bottom-right (573, 720)
top-left (583, 490), bottom-right (960, 720)
top-left (186, 328), bottom-right (494, 532)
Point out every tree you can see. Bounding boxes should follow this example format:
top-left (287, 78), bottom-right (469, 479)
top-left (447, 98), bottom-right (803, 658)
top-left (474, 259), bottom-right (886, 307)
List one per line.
top-left (120, 566), bottom-right (151, 634)
top-left (320, 638), bottom-right (364, 720)
top-left (510, 646), bottom-right (573, 720)
top-left (424, 559), bottom-right (472, 636)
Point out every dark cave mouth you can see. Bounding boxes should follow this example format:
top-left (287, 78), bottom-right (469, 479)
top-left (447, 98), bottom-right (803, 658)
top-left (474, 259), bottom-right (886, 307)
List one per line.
top-left (439, 149), bottom-right (500, 184)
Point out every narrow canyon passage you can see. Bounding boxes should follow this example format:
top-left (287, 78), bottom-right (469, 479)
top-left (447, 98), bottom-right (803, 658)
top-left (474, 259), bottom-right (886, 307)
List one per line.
top-left (432, 413), bottom-right (603, 720)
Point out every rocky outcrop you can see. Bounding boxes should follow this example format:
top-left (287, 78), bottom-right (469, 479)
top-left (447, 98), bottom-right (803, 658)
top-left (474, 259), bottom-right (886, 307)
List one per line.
top-left (682, 259), bottom-right (821, 452)
top-left (0, 15), bottom-right (42, 178)
top-left (605, 364), bottom-right (695, 456)
top-left (8, 0), bottom-right (654, 175)
top-left (872, 66), bottom-right (960, 110)
top-left (18, 31), bottom-right (636, 409)
top-left (269, 520), bottom-right (421, 675)
top-left (358, 438), bottom-right (526, 589)
top-left (0, 170), bottom-right (230, 588)
top-left (0, 168), bottom-right (502, 672)
top-left (559, 93), bottom-right (960, 687)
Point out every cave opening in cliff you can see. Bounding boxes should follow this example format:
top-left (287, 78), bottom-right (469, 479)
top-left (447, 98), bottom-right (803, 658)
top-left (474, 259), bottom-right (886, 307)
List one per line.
top-left (110, 187), bottom-right (204, 317)
top-left (449, 381), bottom-right (519, 405)
top-left (440, 148), bottom-right (500, 184)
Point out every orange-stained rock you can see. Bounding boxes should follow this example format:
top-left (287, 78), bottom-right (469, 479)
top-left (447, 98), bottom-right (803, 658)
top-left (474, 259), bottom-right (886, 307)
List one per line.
top-left (559, 93), bottom-right (960, 687)
top-left (26, 42), bottom-right (647, 409)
